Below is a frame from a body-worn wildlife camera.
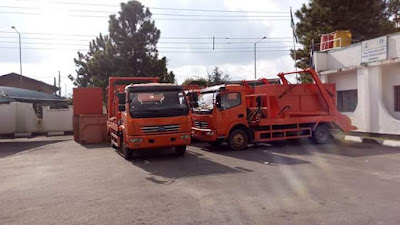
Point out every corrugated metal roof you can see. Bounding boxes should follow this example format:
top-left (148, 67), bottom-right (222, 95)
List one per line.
top-left (0, 86), bottom-right (65, 103)
top-left (0, 96), bottom-right (13, 103)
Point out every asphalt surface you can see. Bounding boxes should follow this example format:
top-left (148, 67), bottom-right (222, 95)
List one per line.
top-left (1, 136), bottom-right (400, 225)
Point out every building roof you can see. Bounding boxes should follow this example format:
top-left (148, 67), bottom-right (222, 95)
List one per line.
top-left (0, 73), bottom-right (59, 91)
top-left (0, 96), bottom-right (13, 104)
top-left (0, 86), bottom-right (65, 103)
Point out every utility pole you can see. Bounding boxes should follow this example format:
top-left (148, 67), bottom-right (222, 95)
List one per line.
top-left (11, 26), bottom-right (22, 88)
top-left (254, 37), bottom-right (266, 79)
top-left (58, 71), bottom-right (61, 96)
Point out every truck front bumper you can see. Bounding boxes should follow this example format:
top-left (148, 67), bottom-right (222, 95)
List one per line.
top-left (127, 132), bottom-right (191, 150)
top-left (192, 127), bottom-right (217, 142)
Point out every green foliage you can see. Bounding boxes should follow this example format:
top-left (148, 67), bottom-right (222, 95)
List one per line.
top-left (70, 0), bottom-right (175, 91)
top-left (207, 67), bottom-right (230, 86)
top-left (182, 76), bottom-right (208, 87)
top-left (292, 0), bottom-right (399, 83)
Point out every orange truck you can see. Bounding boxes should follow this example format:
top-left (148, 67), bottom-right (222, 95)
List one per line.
top-left (107, 77), bottom-right (191, 159)
top-left (191, 68), bottom-right (356, 150)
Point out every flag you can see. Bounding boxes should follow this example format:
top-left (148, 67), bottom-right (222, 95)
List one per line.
top-left (290, 7), bottom-right (298, 43)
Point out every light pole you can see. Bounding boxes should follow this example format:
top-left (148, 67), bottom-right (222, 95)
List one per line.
top-left (11, 26), bottom-right (22, 88)
top-left (254, 36), bottom-right (266, 79)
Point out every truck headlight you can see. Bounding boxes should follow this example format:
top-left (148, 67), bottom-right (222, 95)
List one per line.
top-left (180, 135), bottom-right (190, 139)
top-left (130, 138), bottom-right (143, 142)
top-left (206, 131), bottom-right (214, 136)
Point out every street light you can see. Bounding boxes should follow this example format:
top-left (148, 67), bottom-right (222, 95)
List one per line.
top-left (11, 26), bottom-right (22, 88)
top-left (254, 36), bottom-right (266, 79)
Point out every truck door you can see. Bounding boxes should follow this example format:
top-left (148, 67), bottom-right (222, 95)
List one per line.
top-left (216, 92), bottom-right (246, 136)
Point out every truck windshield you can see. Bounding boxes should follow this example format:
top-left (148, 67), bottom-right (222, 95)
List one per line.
top-left (193, 92), bottom-right (215, 114)
top-left (128, 91), bottom-right (189, 118)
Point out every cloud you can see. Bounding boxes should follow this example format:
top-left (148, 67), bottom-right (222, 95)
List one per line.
top-left (171, 54), bottom-right (297, 84)
top-left (0, 0), bottom-right (305, 93)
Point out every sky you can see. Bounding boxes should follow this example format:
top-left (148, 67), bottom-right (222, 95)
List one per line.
top-left (0, 0), bottom-right (305, 97)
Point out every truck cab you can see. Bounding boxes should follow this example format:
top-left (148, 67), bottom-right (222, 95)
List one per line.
top-left (107, 79), bottom-right (191, 159)
top-left (192, 85), bottom-right (249, 146)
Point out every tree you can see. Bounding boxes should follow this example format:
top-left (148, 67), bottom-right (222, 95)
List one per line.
top-left (207, 67), bottom-right (230, 86)
top-left (182, 76), bottom-right (208, 87)
top-left (69, 0), bottom-right (175, 92)
top-left (292, 0), bottom-right (399, 82)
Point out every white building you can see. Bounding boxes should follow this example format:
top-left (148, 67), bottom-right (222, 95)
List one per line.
top-left (314, 32), bottom-right (400, 136)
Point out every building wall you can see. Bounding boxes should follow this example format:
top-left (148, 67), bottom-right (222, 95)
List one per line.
top-left (15, 102), bottom-right (40, 133)
top-left (42, 106), bottom-right (73, 132)
top-left (0, 74), bottom-right (57, 94)
top-left (314, 32), bottom-right (400, 135)
top-left (326, 70), bottom-right (357, 91)
top-left (381, 63), bottom-right (400, 120)
top-left (0, 103), bottom-right (17, 134)
top-left (0, 102), bottom-right (73, 135)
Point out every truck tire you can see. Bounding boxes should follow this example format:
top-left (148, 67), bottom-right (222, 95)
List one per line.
top-left (175, 146), bottom-right (186, 156)
top-left (228, 129), bottom-right (248, 150)
top-left (312, 124), bottom-right (331, 144)
top-left (121, 138), bottom-right (132, 160)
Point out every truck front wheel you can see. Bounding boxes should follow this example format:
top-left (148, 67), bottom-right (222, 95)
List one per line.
top-left (312, 124), bottom-right (331, 144)
top-left (228, 129), bottom-right (248, 150)
top-left (121, 138), bottom-right (132, 160)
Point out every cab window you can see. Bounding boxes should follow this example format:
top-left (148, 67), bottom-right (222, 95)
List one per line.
top-left (220, 92), bottom-right (241, 110)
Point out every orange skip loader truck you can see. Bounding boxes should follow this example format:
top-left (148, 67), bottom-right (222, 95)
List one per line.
top-left (107, 77), bottom-right (192, 159)
top-left (191, 68), bottom-right (357, 150)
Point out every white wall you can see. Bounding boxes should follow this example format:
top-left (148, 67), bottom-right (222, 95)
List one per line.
top-left (0, 102), bottom-right (73, 135)
top-left (326, 70), bottom-right (357, 91)
top-left (314, 32), bottom-right (400, 135)
top-left (382, 63), bottom-right (400, 120)
top-left (15, 102), bottom-right (40, 133)
top-left (42, 106), bottom-right (73, 132)
top-left (315, 32), bottom-right (400, 72)
top-left (0, 102), bottom-right (17, 134)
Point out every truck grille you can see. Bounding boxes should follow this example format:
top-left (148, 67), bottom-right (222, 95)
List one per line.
top-left (194, 121), bottom-right (208, 129)
top-left (141, 125), bottom-right (180, 133)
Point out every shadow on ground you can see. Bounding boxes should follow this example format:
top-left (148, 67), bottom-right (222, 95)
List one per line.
top-left (130, 148), bottom-right (241, 182)
top-left (0, 140), bottom-right (66, 158)
top-left (194, 139), bottom-right (400, 158)
top-left (195, 142), bottom-right (310, 166)
top-left (80, 143), bottom-right (111, 149)
top-left (267, 139), bottom-right (400, 157)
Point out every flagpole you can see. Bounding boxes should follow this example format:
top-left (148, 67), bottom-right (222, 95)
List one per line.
top-left (293, 33), bottom-right (297, 72)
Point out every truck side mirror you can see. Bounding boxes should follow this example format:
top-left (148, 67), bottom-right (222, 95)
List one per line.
top-left (190, 92), bottom-right (198, 102)
top-left (118, 105), bottom-right (125, 111)
top-left (215, 95), bottom-right (222, 109)
top-left (187, 92), bottom-right (198, 108)
top-left (116, 92), bottom-right (126, 104)
top-left (116, 92), bottom-right (126, 111)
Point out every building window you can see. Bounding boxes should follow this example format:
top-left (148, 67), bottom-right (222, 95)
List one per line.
top-left (337, 90), bottom-right (358, 112)
top-left (395, 86), bottom-right (400, 112)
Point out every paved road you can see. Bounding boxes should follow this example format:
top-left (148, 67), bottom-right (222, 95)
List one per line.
top-left (1, 136), bottom-right (400, 225)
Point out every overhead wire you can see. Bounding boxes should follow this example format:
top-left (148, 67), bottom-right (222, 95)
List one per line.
top-left (0, 46), bottom-right (291, 52)
top-left (0, 40), bottom-right (296, 45)
top-left (0, 31), bottom-right (293, 40)
top-left (2, 2), bottom-right (387, 15)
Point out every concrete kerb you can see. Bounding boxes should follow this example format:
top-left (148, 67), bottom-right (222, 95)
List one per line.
top-left (344, 135), bottom-right (400, 148)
